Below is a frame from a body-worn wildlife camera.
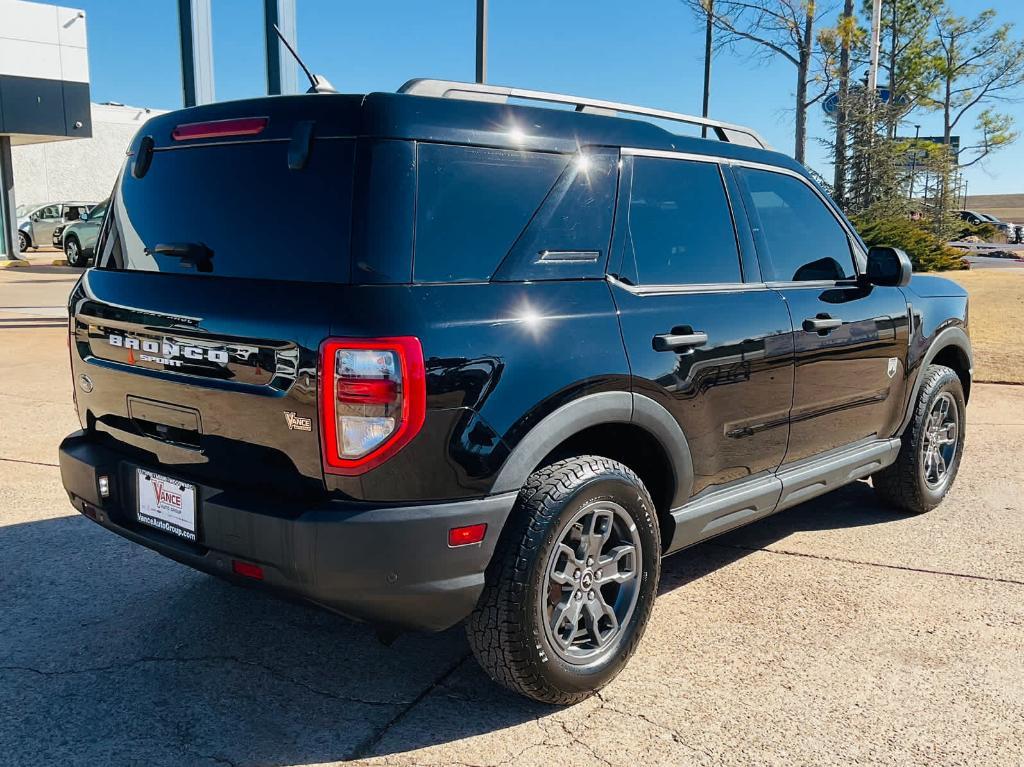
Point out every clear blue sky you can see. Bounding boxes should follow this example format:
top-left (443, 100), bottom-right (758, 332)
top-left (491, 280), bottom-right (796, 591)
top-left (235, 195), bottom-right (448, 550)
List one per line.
top-left (80, 0), bottom-right (1023, 195)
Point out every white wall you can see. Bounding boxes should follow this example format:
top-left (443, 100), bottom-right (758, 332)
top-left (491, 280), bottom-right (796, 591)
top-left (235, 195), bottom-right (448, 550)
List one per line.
top-left (0, 0), bottom-right (89, 85)
top-left (11, 102), bottom-right (165, 206)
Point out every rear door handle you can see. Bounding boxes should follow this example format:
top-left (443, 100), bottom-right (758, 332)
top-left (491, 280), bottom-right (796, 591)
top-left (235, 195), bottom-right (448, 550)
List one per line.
top-left (653, 330), bottom-right (709, 352)
top-left (802, 315), bottom-right (843, 333)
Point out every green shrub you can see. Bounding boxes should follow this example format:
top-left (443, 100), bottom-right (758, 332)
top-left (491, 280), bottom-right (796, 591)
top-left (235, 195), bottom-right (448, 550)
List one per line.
top-left (955, 222), bottom-right (999, 242)
top-left (851, 214), bottom-right (967, 272)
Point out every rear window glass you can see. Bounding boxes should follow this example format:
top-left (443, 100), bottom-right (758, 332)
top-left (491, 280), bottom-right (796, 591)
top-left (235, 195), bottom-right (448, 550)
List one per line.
top-left (99, 138), bottom-right (354, 283)
top-left (414, 144), bottom-right (566, 283)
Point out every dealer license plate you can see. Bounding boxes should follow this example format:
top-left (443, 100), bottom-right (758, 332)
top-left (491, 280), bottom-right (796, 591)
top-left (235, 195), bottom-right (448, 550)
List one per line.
top-left (136, 469), bottom-right (197, 542)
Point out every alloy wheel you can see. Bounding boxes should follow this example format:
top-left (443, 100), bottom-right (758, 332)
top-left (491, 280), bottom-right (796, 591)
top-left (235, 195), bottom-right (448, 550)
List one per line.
top-left (921, 392), bottom-right (959, 490)
top-left (541, 501), bottom-right (642, 664)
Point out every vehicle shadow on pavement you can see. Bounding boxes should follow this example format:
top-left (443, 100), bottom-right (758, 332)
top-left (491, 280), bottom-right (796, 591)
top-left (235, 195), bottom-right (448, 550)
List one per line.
top-left (0, 479), bottom-right (904, 766)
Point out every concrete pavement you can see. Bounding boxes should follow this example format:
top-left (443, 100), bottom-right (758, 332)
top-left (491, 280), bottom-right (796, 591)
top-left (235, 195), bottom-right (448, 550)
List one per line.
top-left (1, 257), bottom-right (1022, 766)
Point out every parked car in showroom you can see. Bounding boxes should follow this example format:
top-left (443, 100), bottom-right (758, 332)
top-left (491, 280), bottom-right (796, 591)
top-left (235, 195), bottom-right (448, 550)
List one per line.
top-left (59, 198), bottom-right (109, 267)
top-left (17, 201), bottom-right (96, 252)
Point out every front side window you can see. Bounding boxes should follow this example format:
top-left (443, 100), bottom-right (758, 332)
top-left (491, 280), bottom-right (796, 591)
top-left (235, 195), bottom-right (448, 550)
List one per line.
top-left (626, 157), bottom-right (741, 285)
top-left (739, 168), bottom-right (855, 282)
top-left (39, 205), bottom-right (61, 220)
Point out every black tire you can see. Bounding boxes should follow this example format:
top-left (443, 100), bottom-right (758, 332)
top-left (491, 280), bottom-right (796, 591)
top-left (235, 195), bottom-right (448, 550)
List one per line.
top-left (873, 364), bottom-right (966, 514)
top-left (64, 236), bottom-right (85, 267)
top-left (466, 456), bottom-right (661, 705)
top-left (18, 231), bottom-right (29, 252)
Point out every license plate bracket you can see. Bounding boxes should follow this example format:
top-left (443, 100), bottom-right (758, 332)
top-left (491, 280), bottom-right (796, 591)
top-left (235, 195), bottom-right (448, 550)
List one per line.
top-left (136, 468), bottom-right (198, 542)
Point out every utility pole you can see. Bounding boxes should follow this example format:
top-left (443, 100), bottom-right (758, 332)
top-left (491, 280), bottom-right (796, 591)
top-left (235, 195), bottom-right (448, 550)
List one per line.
top-left (475, 0), bottom-right (487, 84)
top-left (701, 0), bottom-right (714, 138)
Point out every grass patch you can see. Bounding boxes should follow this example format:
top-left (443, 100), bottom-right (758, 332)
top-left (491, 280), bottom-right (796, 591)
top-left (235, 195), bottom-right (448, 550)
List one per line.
top-left (942, 270), bottom-right (1024, 384)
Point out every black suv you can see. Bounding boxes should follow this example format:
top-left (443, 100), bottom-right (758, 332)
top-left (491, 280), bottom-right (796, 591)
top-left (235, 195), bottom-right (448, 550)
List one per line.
top-left (59, 80), bottom-right (971, 705)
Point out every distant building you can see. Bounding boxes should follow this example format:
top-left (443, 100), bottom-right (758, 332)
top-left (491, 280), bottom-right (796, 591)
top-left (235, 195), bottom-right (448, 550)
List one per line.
top-left (11, 101), bottom-right (165, 207)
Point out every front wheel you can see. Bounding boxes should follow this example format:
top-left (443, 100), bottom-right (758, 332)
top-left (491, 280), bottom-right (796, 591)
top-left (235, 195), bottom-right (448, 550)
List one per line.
top-left (873, 364), bottom-right (966, 514)
top-left (467, 456), bottom-right (661, 705)
top-left (64, 236), bottom-right (85, 267)
top-left (18, 231), bottom-right (29, 252)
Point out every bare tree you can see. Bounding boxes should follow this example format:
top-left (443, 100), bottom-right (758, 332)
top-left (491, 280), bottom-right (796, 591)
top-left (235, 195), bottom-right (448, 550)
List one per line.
top-left (683, 0), bottom-right (839, 163)
top-left (934, 8), bottom-right (1024, 167)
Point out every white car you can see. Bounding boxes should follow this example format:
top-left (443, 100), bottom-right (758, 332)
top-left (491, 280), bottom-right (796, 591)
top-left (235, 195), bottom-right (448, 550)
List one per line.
top-left (16, 201), bottom-right (96, 252)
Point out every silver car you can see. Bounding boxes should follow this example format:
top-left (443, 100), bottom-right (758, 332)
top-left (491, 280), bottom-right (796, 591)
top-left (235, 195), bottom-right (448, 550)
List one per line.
top-left (16, 201), bottom-right (96, 252)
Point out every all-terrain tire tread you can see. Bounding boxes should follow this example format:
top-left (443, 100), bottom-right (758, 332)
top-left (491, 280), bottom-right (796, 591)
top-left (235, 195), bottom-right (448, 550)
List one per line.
top-left (466, 456), bottom-right (659, 705)
top-left (873, 364), bottom-right (964, 514)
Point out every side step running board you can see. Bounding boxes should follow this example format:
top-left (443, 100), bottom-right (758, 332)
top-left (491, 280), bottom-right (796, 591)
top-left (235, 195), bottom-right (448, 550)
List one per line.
top-left (665, 438), bottom-right (901, 554)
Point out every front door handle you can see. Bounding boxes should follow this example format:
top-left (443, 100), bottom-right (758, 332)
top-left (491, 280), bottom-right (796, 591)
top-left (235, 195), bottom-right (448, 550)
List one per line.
top-left (653, 330), bottom-right (709, 352)
top-left (802, 314), bottom-right (843, 333)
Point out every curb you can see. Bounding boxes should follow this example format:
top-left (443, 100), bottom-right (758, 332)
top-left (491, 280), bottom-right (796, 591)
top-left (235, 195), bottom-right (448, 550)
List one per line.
top-left (0, 259), bottom-right (30, 269)
top-left (51, 258), bottom-right (69, 266)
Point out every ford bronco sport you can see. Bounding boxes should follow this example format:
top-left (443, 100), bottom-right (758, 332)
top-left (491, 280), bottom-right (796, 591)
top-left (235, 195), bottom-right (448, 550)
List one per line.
top-left (59, 79), bottom-right (971, 705)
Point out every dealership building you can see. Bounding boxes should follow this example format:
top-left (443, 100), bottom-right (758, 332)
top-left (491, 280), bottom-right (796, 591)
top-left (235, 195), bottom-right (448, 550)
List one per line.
top-left (0, 0), bottom-right (92, 260)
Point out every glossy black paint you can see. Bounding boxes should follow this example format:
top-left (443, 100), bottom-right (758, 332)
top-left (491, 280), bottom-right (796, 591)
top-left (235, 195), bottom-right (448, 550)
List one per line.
top-left (66, 89), bottom-right (971, 545)
top-left (776, 284), bottom-right (909, 463)
top-left (613, 285), bottom-right (795, 495)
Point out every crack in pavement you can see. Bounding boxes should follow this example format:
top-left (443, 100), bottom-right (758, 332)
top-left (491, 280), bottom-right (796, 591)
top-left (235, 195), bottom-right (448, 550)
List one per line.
top-left (708, 542), bottom-right (1024, 586)
top-left (350, 652), bottom-right (472, 761)
top-left (0, 655), bottom-right (408, 709)
top-left (0, 456), bottom-right (59, 468)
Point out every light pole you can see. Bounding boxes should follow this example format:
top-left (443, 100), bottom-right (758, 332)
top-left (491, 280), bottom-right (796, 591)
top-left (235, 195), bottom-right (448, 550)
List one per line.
top-left (475, 0), bottom-right (487, 84)
top-left (701, 0), bottom-right (714, 138)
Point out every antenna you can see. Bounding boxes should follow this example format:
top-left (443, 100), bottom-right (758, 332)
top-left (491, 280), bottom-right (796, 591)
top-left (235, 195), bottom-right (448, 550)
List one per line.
top-left (272, 24), bottom-right (336, 94)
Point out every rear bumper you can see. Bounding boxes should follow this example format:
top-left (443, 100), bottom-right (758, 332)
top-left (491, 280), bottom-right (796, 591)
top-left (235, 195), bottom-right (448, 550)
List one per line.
top-left (59, 431), bottom-right (516, 631)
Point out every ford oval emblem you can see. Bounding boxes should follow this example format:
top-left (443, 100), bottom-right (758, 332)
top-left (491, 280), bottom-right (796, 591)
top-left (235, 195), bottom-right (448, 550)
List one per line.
top-left (79, 374), bottom-right (94, 393)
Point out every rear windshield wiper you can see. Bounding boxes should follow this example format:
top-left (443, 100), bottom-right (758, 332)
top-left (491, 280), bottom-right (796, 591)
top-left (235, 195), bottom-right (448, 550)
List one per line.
top-left (148, 242), bottom-right (214, 272)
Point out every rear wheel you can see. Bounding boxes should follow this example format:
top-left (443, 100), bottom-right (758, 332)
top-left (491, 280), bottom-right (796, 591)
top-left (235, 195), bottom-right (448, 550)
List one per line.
top-left (64, 236), bottom-right (85, 267)
top-left (467, 456), bottom-right (661, 705)
top-left (873, 364), bottom-right (966, 514)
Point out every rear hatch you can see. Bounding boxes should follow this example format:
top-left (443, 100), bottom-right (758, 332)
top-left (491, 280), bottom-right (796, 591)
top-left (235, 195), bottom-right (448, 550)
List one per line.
top-left (70, 96), bottom-right (363, 500)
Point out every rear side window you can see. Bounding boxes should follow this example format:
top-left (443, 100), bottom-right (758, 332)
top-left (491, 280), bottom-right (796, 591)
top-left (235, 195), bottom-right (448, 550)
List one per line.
top-left (626, 157), bottom-right (740, 285)
top-left (414, 144), bottom-right (566, 283)
top-left (739, 168), bottom-right (855, 282)
top-left (100, 138), bottom-right (355, 283)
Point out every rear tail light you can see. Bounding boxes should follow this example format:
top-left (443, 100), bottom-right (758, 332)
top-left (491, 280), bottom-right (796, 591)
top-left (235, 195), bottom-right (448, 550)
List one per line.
top-left (319, 337), bottom-right (426, 475)
top-left (171, 117), bottom-right (267, 141)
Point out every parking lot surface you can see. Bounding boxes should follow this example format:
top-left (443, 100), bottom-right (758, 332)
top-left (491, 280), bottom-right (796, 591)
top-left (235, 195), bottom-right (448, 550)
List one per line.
top-left (1, 256), bottom-right (1022, 766)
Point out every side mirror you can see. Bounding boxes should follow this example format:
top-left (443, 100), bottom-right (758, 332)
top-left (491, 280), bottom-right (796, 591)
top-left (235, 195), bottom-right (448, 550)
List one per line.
top-left (31, 214), bottom-right (40, 222)
top-left (866, 246), bottom-right (912, 287)
top-left (79, 212), bottom-right (89, 222)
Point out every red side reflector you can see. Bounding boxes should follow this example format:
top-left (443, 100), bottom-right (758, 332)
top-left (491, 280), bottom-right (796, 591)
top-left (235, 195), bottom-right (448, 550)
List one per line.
top-left (232, 560), bottom-right (264, 580)
top-left (448, 523), bottom-right (487, 547)
top-left (172, 117), bottom-right (267, 141)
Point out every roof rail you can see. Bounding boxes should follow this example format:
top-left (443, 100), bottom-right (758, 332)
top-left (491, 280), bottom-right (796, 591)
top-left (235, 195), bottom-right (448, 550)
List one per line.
top-left (398, 78), bottom-right (770, 150)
